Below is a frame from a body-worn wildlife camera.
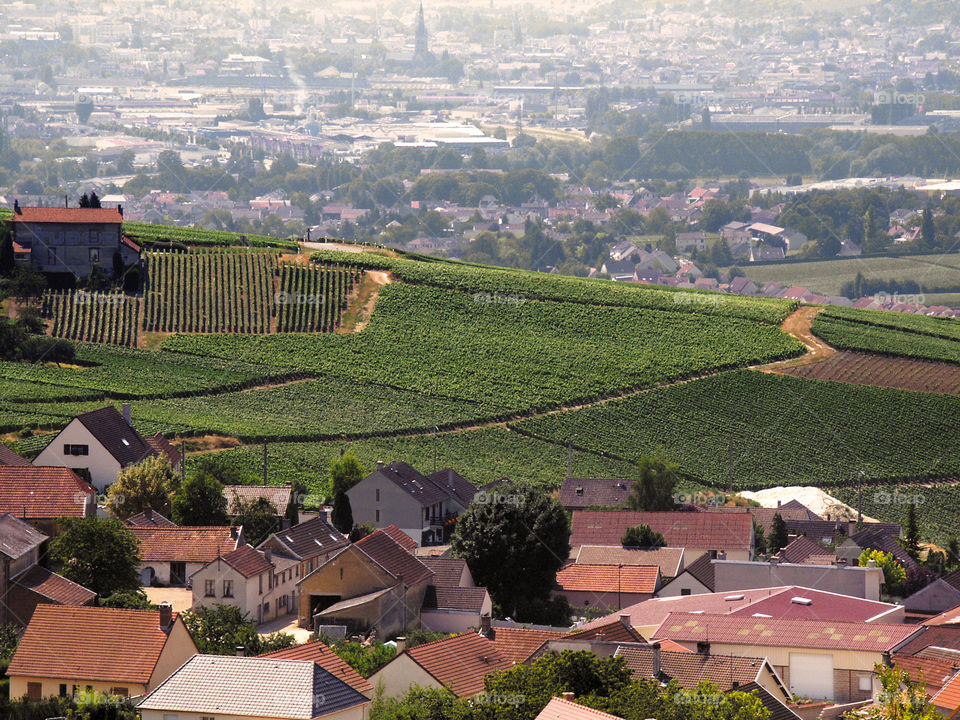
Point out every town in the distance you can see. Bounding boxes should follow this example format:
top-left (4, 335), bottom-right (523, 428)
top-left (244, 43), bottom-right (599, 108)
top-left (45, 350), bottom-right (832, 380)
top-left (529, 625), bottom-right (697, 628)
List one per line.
top-left (2, 0), bottom-right (960, 719)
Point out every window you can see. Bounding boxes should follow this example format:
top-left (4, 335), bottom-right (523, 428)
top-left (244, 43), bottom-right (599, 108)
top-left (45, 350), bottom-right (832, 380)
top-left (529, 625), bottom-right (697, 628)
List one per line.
top-left (204, 579), bottom-right (215, 597)
top-left (259, 575), bottom-right (263, 594)
top-left (376, 510), bottom-right (380, 522)
top-left (339, 567), bottom-right (344, 581)
top-left (46, 249), bottom-right (57, 265)
top-left (859, 676), bottom-right (872, 692)
top-left (680, 588), bottom-right (692, 596)
top-left (424, 508), bottom-right (429, 521)
top-left (27, 682), bottom-right (42, 701)
top-left (88, 247), bottom-right (100, 264)
top-left (376, 488), bottom-right (380, 502)
top-left (64, 444), bottom-right (89, 456)
top-left (222, 579), bottom-right (233, 597)
top-left (59, 684), bottom-right (67, 698)
top-left (111, 687), bottom-right (129, 698)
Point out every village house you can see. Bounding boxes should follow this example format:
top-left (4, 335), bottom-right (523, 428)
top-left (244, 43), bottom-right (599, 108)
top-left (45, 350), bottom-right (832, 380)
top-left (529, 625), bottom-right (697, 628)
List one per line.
top-left (296, 529), bottom-right (434, 636)
top-left (130, 525), bottom-right (244, 586)
top-left (651, 612), bottom-right (920, 703)
top-left (136, 655), bottom-right (371, 720)
top-left (558, 477), bottom-right (631, 511)
top-left (554, 564), bottom-right (660, 611)
top-left (259, 514), bottom-right (349, 580)
top-left (0, 466), bottom-right (95, 534)
top-left (189, 543), bottom-right (301, 623)
top-left (260, 639), bottom-right (374, 697)
top-left (33, 405), bottom-right (181, 492)
top-left (224, 484), bottom-right (295, 526)
top-left (346, 461), bottom-right (477, 545)
top-left (573, 546), bottom-right (686, 582)
top-left (9, 202), bottom-right (139, 278)
top-left (0, 513), bottom-right (95, 626)
top-left (7, 604), bottom-right (197, 699)
top-left (420, 556), bottom-right (492, 633)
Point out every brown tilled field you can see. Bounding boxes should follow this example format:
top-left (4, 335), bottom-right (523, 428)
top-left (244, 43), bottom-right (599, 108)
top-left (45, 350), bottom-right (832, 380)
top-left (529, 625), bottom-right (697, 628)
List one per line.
top-left (778, 350), bottom-right (960, 395)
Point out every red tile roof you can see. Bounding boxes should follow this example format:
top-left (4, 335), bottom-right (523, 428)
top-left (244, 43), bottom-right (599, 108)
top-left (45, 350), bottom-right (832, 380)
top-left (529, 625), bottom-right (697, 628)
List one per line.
top-left (488, 627), bottom-right (565, 664)
top-left (13, 565), bottom-right (97, 606)
top-left (0, 466), bottom-right (94, 519)
top-left (615, 646), bottom-right (770, 692)
top-left (420, 557), bottom-right (468, 587)
top-left (381, 524), bottom-right (418, 551)
top-left (260, 639), bottom-right (373, 695)
top-left (566, 617), bottom-right (644, 643)
top-left (536, 696), bottom-right (622, 720)
top-left (224, 485), bottom-right (291, 515)
top-left (11, 207), bottom-right (122, 224)
top-left (125, 509), bottom-right (177, 527)
top-left (898, 626), bottom-right (960, 656)
top-left (7, 605), bottom-right (191, 685)
top-left (890, 653), bottom-right (960, 696)
top-left (934, 668), bottom-right (960, 712)
top-left (652, 612), bottom-right (920, 652)
top-left (220, 544), bottom-right (273, 578)
top-left (570, 511), bottom-right (752, 551)
top-left (129, 526), bottom-right (240, 563)
top-left (355, 530), bottom-right (434, 587)
top-left (403, 632), bottom-right (511, 697)
top-left (0, 444), bottom-right (30, 466)
top-left (923, 606), bottom-right (960, 627)
top-left (725, 588), bottom-right (900, 623)
top-left (423, 586), bottom-right (489, 613)
top-left (556, 564), bottom-right (659, 594)
top-left (145, 433), bottom-right (181, 468)
top-left (575, 546), bottom-right (685, 577)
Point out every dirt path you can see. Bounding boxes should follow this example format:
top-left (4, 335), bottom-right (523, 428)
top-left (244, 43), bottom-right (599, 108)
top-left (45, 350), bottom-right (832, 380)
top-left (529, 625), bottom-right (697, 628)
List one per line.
top-left (338, 270), bottom-right (392, 334)
top-left (759, 306), bottom-right (835, 373)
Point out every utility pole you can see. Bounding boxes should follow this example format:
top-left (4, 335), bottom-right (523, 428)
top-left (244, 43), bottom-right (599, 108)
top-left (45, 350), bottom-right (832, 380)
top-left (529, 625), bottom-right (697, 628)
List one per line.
top-left (433, 427), bottom-right (439, 473)
top-left (857, 470), bottom-right (864, 529)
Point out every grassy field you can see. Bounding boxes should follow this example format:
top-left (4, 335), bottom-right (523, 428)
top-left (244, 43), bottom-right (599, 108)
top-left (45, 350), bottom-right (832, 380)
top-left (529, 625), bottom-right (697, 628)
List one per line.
top-left (729, 253), bottom-right (960, 296)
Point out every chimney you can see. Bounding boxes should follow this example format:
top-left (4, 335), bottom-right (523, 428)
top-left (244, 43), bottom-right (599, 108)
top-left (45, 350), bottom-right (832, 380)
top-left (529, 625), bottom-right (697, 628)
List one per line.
top-left (13, 199), bottom-right (20, 214)
top-left (479, 614), bottom-right (492, 637)
top-left (777, 499), bottom-right (781, 508)
top-left (145, 507), bottom-right (153, 520)
top-left (868, 558), bottom-right (876, 568)
top-left (447, 468), bottom-right (454, 489)
top-left (769, 556), bottom-right (779, 565)
top-left (376, 460), bottom-right (384, 470)
top-left (651, 641), bottom-right (661, 678)
top-left (117, 204), bottom-right (123, 217)
top-left (121, 403), bottom-right (132, 425)
top-left (264, 548), bottom-right (273, 564)
top-left (158, 602), bottom-right (172, 629)
top-left (562, 692), bottom-right (575, 701)
top-left (236, 645), bottom-right (245, 657)
top-left (619, 613), bottom-right (632, 630)
top-left (65, 194), bottom-right (68, 208)
top-left (882, 651), bottom-right (892, 667)
top-left (594, 632), bottom-right (605, 642)
top-left (230, 526), bottom-right (238, 539)
top-left (697, 640), bottom-right (710, 655)
top-left (717, 550), bottom-right (726, 560)
top-left (395, 636), bottom-right (406, 654)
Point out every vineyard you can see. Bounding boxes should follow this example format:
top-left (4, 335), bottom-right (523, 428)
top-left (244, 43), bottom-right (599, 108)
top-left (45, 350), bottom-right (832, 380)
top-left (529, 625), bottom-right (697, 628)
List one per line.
top-left (510, 370), bottom-right (960, 490)
top-left (123, 222), bottom-right (299, 250)
top-left (42, 290), bottom-right (140, 347)
top-left (144, 250), bottom-right (278, 334)
top-left (276, 264), bottom-right (362, 333)
top-left (812, 312), bottom-right (960, 364)
top-left (780, 350), bottom-right (960, 395)
top-left (832, 483), bottom-right (960, 547)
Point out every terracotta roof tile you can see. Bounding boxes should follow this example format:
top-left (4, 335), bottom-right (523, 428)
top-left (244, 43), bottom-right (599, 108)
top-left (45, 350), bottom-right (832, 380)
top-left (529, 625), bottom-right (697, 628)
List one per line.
top-left (220, 544), bottom-right (273, 578)
top-left (488, 627), bottom-right (565, 663)
top-left (556, 564), bottom-right (659, 594)
top-left (404, 632), bottom-right (512, 697)
top-left (652, 612), bottom-right (920, 652)
top-left (575, 546), bottom-right (684, 577)
top-left (615, 646), bottom-right (767, 691)
top-left (11, 207), bottom-right (123, 224)
top-left (558, 478), bottom-right (632, 510)
top-left (536, 696), bottom-right (622, 720)
top-left (566, 617), bottom-right (644, 643)
top-left (145, 433), bottom-right (181, 468)
top-left (7, 605), bottom-right (190, 685)
top-left (125, 509), bottom-right (177, 527)
top-left (423, 586), bottom-right (488, 613)
top-left (13, 565), bottom-right (96, 606)
top-left (129, 526), bottom-right (240, 563)
top-left (0, 466), bottom-right (94, 519)
top-left (779, 536), bottom-right (834, 564)
top-left (899, 626), bottom-right (960, 655)
top-left (420, 557), bottom-right (468, 586)
top-left (0, 444), bottom-right (30, 466)
top-left (933, 669), bottom-right (960, 712)
top-left (260, 639), bottom-right (373, 695)
top-left (570, 511), bottom-right (752, 551)
top-left (890, 652), bottom-right (960, 694)
top-left (355, 530), bottom-right (434, 586)
top-left (382, 524), bottom-right (418, 551)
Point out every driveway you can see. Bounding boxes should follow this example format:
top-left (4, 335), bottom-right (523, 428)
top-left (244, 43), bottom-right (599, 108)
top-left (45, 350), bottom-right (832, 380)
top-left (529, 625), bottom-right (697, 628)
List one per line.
top-left (144, 587), bottom-right (194, 613)
top-left (258, 614), bottom-right (313, 643)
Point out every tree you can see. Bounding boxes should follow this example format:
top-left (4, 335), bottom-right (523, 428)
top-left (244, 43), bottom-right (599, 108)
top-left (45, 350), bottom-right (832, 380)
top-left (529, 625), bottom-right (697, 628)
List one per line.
top-left (51, 518), bottom-right (141, 597)
top-left (626, 455), bottom-right (678, 511)
top-left (171, 473), bottom-right (228, 526)
top-left (331, 489), bottom-right (353, 534)
top-left (769, 513), bottom-right (789, 554)
top-left (862, 663), bottom-right (942, 720)
top-left (753, 521), bottom-right (767, 556)
top-left (106, 455), bottom-right (179, 520)
top-left (451, 483), bottom-right (570, 622)
top-left (181, 604), bottom-right (294, 655)
top-left (286, 479), bottom-right (306, 527)
top-left (0, 225), bottom-right (14, 277)
top-left (100, 589), bottom-right (157, 609)
top-left (859, 549), bottom-right (906, 594)
top-left (621, 524), bottom-right (665, 548)
top-left (231, 496), bottom-right (279, 546)
top-left (921, 206), bottom-right (936, 249)
top-left (330, 452), bottom-right (365, 497)
top-left (947, 536), bottom-right (960, 570)
top-left (905, 503), bottom-right (921, 560)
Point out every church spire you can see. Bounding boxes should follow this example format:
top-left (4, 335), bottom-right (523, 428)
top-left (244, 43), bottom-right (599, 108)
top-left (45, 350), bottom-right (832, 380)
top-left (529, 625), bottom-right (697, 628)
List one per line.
top-left (414, 2), bottom-right (429, 62)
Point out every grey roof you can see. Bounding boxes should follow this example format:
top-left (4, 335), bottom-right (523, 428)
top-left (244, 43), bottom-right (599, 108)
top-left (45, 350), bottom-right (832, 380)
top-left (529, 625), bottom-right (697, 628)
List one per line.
top-left (680, 552), bottom-right (715, 591)
top-left (136, 655), bottom-right (369, 719)
top-left (0, 512), bottom-right (47, 559)
top-left (426, 468), bottom-right (477, 507)
top-left (373, 462), bottom-right (448, 506)
top-left (559, 478), bottom-right (631, 509)
top-left (262, 515), bottom-right (348, 560)
top-left (75, 406), bottom-right (154, 467)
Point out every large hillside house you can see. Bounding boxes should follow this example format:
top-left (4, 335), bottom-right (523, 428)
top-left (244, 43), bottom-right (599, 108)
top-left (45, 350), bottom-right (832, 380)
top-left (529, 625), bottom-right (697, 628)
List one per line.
top-left (9, 201), bottom-right (139, 278)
